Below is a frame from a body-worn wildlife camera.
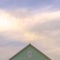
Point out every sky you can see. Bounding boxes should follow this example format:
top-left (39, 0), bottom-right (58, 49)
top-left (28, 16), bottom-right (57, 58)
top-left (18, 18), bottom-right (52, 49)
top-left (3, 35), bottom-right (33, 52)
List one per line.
top-left (0, 0), bottom-right (60, 60)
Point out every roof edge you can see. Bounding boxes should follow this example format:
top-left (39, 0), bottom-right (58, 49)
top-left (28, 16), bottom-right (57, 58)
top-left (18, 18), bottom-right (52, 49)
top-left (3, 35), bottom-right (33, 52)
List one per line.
top-left (9, 43), bottom-right (51, 60)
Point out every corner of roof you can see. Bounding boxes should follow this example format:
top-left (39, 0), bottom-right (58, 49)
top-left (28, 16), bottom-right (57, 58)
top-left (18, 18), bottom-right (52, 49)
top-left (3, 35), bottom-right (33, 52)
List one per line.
top-left (27, 43), bottom-right (33, 46)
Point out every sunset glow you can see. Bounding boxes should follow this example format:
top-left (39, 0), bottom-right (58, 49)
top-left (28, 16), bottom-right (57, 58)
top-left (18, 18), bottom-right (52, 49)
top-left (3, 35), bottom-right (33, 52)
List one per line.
top-left (0, 0), bottom-right (60, 60)
top-left (0, 15), bottom-right (12, 30)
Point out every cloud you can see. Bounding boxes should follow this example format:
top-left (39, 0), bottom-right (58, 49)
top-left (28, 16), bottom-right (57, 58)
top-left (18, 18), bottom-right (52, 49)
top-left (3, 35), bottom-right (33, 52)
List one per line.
top-left (0, 40), bottom-right (26, 47)
top-left (30, 20), bottom-right (60, 60)
top-left (0, 45), bottom-right (26, 60)
top-left (0, 9), bottom-right (60, 41)
top-left (0, 9), bottom-right (60, 42)
top-left (12, 9), bottom-right (60, 60)
top-left (0, 0), bottom-right (60, 59)
top-left (0, 8), bottom-right (60, 60)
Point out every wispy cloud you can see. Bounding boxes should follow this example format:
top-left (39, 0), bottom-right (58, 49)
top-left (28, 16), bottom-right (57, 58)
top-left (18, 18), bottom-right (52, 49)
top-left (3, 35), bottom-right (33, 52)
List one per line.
top-left (0, 3), bottom-right (60, 59)
top-left (0, 0), bottom-right (58, 60)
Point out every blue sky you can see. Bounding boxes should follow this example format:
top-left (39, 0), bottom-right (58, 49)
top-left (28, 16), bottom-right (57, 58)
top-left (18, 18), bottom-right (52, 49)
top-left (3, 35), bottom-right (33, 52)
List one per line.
top-left (0, 0), bottom-right (52, 8)
top-left (0, 0), bottom-right (60, 10)
top-left (0, 0), bottom-right (60, 60)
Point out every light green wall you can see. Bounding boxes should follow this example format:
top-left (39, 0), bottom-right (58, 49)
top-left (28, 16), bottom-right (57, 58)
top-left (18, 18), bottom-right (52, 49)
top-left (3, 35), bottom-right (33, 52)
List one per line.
top-left (10, 45), bottom-right (50, 60)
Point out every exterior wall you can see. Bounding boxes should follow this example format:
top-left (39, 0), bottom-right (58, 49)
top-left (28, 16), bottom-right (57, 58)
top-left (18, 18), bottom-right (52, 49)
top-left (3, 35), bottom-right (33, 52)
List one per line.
top-left (10, 45), bottom-right (50, 60)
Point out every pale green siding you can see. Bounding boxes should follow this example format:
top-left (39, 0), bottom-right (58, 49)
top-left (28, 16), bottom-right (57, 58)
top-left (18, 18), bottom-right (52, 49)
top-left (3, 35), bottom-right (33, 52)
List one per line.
top-left (10, 44), bottom-right (51, 60)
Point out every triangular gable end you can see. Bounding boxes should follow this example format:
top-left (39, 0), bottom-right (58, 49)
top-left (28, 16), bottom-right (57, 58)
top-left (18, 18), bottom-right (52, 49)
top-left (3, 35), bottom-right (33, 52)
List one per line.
top-left (9, 44), bottom-right (51, 60)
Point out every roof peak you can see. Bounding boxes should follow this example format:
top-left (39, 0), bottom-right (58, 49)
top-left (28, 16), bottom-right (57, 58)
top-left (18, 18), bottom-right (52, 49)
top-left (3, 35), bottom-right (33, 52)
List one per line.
top-left (9, 43), bottom-right (51, 60)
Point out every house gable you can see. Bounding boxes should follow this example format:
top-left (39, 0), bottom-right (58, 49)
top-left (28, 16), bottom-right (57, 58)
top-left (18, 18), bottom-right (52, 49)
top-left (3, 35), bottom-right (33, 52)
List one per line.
top-left (10, 44), bottom-right (51, 60)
